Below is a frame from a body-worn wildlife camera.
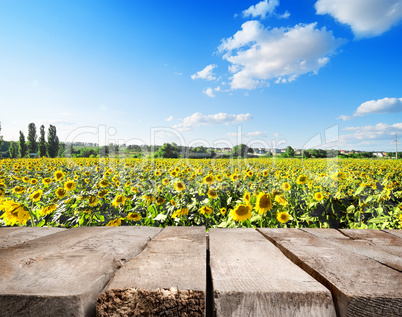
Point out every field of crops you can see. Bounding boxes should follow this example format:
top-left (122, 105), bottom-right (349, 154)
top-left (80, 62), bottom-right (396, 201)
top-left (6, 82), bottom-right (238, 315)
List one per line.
top-left (0, 157), bottom-right (401, 229)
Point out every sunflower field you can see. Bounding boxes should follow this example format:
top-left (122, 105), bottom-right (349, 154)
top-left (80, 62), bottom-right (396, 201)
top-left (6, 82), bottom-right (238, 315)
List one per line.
top-left (0, 157), bottom-right (401, 229)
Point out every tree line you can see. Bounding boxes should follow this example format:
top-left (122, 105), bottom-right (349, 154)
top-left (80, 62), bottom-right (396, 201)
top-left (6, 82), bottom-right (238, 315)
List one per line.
top-left (0, 122), bottom-right (60, 158)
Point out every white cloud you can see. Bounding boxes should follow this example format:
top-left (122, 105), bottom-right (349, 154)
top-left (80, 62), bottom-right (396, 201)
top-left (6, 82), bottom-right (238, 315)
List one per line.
top-left (166, 115), bottom-right (174, 122)
top-left (243, 0), bottom-right (289, 19)
top-left (341, 122), bottom-right (402, 141)
top-left (191, 64), bottom-right (218, 81)
top-left (173, 112), bottom-right (253, 131)
top-left (218, 21), bottom-right (344, 89)
top-left (337, 115), bottom-right (353, 121)
top-left (355, 97), bottom-right (402, 116)
top-left (338, 97), bottom-right (402, 120)
top-left (203, 88), bottom-right (215, 98)
top-left (315, 0), bottom-right (402, 38)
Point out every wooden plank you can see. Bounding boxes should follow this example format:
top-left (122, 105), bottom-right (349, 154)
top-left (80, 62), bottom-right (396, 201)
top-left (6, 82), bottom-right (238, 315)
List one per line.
top-left (259, 228), bottom-right (402, 317)
top-left (301, 228), bottom-right (350, 240)
top-left (97, 226), bottom-right (206, 317)
top-left (0, 227), bottom-right (66, 249)
top-left (304, 228), bottom-right (402, 269)
top-left (0, 226), bottom-right (161, 317)
top-left (209, 228), bottom-right (336, 317)
top-left (382, 229), bottom-right (402, 239)
top-left (340, 229), bottom-right (402, 246)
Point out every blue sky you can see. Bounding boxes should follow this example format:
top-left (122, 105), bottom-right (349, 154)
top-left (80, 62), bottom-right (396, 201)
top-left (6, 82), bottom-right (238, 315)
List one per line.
top-left (1, 0), bottom-right (402, 151)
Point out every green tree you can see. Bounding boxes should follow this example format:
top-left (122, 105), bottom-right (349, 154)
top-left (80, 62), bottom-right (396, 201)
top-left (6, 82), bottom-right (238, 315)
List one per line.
top-left (9, 141), bottom-right (18, 158)
top-left (19, 131), bottom-right (28, 158)
top-left (285, 146), bottom-right (295, 158)
top-left (233, 144), bottom-right (249, 157)
top-left (154, 143), bottom-right (180, 158)
top-left (27, 122), bottom-right (38, 154)
top-left (301, 149), bottom-right (311, 158)
top-left (47, 125), bottom-right (59, 158)
top-left (38, 125), bottom-right (47, 157)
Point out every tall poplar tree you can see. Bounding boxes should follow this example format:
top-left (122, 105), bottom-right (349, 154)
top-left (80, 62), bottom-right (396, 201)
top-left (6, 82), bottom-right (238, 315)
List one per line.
top-left (38, 125), bottom-right (47, 157)
top-left (9, 142), bottom-right (18, 158)
top-left (19, 131), bottom-right (28, 158)
top-left (27, 123), bottom-right (38, 154)
top-left (47, 125), bottom-right (59, 158)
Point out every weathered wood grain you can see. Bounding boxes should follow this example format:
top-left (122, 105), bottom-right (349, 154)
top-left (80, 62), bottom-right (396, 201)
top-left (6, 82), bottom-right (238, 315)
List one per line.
top-left (259, 228), bottom-right (402, 317)
top-left (0, 226), bottom-right (161, 317)
top-left (209, 228), bottom-right (336, 317)
top-left (0, 227), bottom-right (66, 249)
top-left (382, 229), bottom-right (402, 239)
top-left (97, 226), bottom-right (206, 317)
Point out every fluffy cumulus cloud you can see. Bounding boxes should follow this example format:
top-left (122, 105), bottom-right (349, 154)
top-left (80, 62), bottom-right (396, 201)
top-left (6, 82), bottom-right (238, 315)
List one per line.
top-left (338, 97), bottom-right (402, 120)
top-left (191, 64), bottom-right (218, 81)
top-left (243, 0), bottom-right (289, 19)
top-left (173, 112), bottom-right (252, 131)
top-left (218, 21), bottom-right (344, 89)
top-left (315, 0), bottom-right (402, 38)
top-left (355, 97), bottom-right (402, 116)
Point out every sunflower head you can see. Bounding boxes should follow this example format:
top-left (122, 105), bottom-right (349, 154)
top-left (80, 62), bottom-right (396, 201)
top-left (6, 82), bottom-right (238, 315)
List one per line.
top-left (230, 204), bottom-right (252, 222)
top-left (207, 188), bottom-right (218, 199)
top-left (255, 192), bottom-right (272, 214)
top-left (127, 212), bottom-right (142, 221)
top-left (174, 181), bottom-right (185, 192)
top-left (277, 211), bottom-right (291, 223)
top-left (55, 187), bottom-right (67, 199)
top-left (200, 206), bottom-right (213, 216)
top-left (314, 192), bottom-right (324, 201)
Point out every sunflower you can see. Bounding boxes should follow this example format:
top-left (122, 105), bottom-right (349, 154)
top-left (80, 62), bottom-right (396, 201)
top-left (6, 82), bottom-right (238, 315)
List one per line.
top-left (230, 204), bottom-right (252, 222)
top-left (275, 195), bottom-right (288, 206)
top-left (22, 176), bottom-right (30, 183)
top-left (99, 179), bottom-right (109, 187)
top-left (112, 195), bottom-right (126, 207)
top-left (282, 182), bottom-right (291, 191)
top-left (54, 170), bottom-right (65, 181)
top-left (255, 193), bottom-right (272, 214)
top-left (220, 207), bottom-right (227, 215)
top-left (277, 211), bottom-right (290, 223)
top-left (174, 181), bottom-right (185, 192)
top-left (88, 195), bottom-right (99, 206)
top-left (170, 199), bottom-right (177, 206)
top-left (131, 186), bottom-right (139, 194)
top-left (200, 205), bottom-right (213, 216)
top-left (97, 189), bottom-right (108, 199)
top-left (207, 188), bottom-right (218, 199)
top-left (55, 187), bottom-right (67, 199)
top-left (29, 189), bottom-right (43, 202)
top-left (0, 200), bottom-right (31, 225)
top-left (64, 180), bottom-right (76, 191)
top-left (12, 186), bottom-right (26, 194)
top-left (156, 196), bottom-right (166, 205)
top-left (172, 207), bottom-right (189, 218)
top-left (162, 178), bottom-right (169, 185)
top-left (106, 218), bottom-right (122, 226)
top-left (297, 175), bottom-right (308, 185)
top-left (40, 204), bottom-right (57, 216)
top-left (42, 177), bottom-right (53, 185)
top-left (243, 191), bottom-right (251, 203)
top-left (127, 212), bottom-right (142, 221)
top-left (262, 169), bottom-right (269, 177)
top-left (231, 174), bottom-right (239, 181)
top-left (203, 174), bottom-right (214, 185)
top-left (314, 192), bottom-right (324, 201)
top-left (154, 170), bottom-right (162, 177)
top-left (0, 188), bottom-right (4, 198)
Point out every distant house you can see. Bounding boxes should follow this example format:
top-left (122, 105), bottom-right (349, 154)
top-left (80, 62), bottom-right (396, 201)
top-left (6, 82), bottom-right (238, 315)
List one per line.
top-left (29, 153), bottom-right (38, 158)
top-left (271, 149), bottom-right (282, 155)
top-left (373, 152), bottom-right (383, 158)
